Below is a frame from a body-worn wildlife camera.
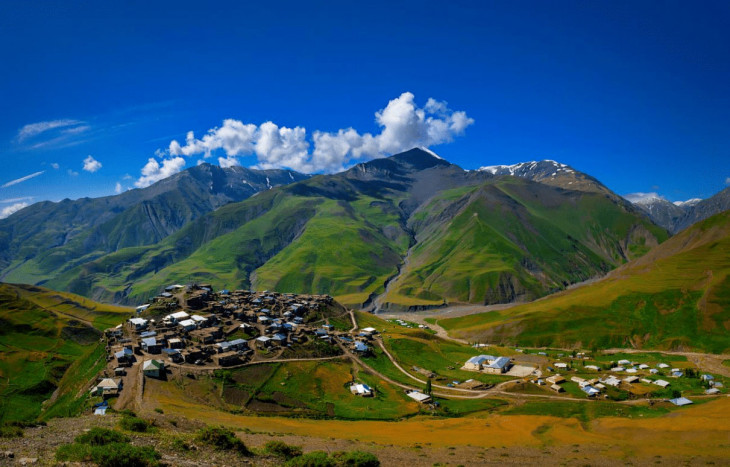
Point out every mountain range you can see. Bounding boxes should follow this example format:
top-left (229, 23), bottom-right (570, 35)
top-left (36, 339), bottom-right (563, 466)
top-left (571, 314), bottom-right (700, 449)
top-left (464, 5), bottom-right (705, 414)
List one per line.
top-left (0, 164), bottom-right (308, 285)
top-left (0, 148), bottom-right (675, 310)
top-left (628, 189), bottom-right (730, 234)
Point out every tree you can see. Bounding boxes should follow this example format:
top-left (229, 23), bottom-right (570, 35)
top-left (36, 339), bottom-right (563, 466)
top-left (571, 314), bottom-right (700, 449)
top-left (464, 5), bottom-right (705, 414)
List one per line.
top-left (425, 378), bottom-right (432, 396)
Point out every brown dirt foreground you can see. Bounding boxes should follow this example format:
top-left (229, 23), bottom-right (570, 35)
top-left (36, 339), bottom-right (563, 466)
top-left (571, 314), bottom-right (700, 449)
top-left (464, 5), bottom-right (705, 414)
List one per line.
top-left (130, 375), bottom-right (730, 466)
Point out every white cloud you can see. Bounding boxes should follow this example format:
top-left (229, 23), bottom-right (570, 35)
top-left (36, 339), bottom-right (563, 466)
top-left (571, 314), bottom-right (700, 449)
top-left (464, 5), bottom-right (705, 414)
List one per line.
top-left (17, 119), bottom-right (85, 142)
top-left (164, 92), bottom-right (473, 173)
top-left (1, 171), bottom-right (45, 188)
top-left (115, 182), bottom-right (122, 194)
top-left (725, 177), bottom-right (730, 186)
top-left (135, 157), bottom-right (186, 188)
top-left (218, 156), bottom-right (240, 168)
top-left (50, 162), bottom-right (60, 169)
top-left (624, 192), bottom-right (664, 204)
top-left (0, 202), bottom-right (29, 219)
top-left (68, 169), bottom-right (79, 177)
top-left (82, 155), bottom-right (102, 173)
top-left (0, 196), bottom-right (34, 204)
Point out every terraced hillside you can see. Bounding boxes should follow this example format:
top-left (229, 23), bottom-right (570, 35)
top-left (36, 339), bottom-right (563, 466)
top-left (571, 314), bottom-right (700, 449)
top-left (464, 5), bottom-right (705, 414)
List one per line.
top-left (0, 283), bottom-right (130, 423)
top-left (438, 210), bottom-right (730, 353)
top-left (44, 149), bottom-right (667, 309)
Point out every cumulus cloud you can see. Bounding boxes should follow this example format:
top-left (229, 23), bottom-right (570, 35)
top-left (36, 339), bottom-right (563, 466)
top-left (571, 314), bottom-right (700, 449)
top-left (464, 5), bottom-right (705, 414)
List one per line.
top-left (82, 155), bottom-right (102, 173)
top-left (165, 92), bottom-right (473, 173)
top-left (135, 157), bottom-right (186, 188)
top-left (115, 182), bottom-right (122, 194)
top-left (623, 192), bottom-right (664, 203)
top-left (0, 202), bottom-right (30, 219)
top-left (50, 162), bottom-right (60, 169)
top-left (67, 169), bottom-right (79, 177)
top-left (218, 156), bottom-right (240, 168)
top-left (725, 177), bottom-right (730, 186)
top-left (17, 119), bottom-right (85, 142)
top-left (1, 171), bottom-right (45, 188)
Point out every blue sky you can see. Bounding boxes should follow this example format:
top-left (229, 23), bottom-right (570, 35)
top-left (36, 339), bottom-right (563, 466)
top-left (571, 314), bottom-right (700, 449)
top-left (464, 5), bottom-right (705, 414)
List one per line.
top-left (1, 0), bottom-right (729, 217)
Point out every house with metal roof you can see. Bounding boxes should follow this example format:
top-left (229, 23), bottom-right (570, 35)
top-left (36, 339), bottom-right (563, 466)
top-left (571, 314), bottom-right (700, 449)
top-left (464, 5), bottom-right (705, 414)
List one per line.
top-left (143, 359), bottom-right (165, 378)
top-left (669, 397), bottom-right (693, 406)
top-left (464, 355), bottom-right (496, 371)
top-left (484, 356), bottom-right (512, 374)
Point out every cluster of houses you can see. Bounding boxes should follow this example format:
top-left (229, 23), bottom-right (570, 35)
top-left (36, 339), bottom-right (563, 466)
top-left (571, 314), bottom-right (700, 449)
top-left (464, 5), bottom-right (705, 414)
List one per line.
top-left (105, 286), bottom-right (340, 380)
top-left (463, 354), bottom-right (513, 374)
top-left (529, 357), bottom-right (723, 402)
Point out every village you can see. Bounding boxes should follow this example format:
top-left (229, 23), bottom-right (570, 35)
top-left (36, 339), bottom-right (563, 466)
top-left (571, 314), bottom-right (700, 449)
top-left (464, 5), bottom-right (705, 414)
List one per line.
top-left (88, 285), bottom-right (726, 415)
top-left (92, 284), bottom-right (384, 407)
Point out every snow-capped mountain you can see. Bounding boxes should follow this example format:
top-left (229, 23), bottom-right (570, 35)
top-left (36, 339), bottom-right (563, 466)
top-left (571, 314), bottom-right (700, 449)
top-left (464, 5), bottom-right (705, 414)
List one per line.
top-left (477, 159), bottom-right (617, 198)
top-left (627, 188), bottom-right (730, 234)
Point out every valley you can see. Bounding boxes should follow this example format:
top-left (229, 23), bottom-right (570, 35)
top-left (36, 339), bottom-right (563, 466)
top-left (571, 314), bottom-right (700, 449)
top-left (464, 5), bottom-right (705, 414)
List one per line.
top-left (2, 149), bottom-right (730, 465)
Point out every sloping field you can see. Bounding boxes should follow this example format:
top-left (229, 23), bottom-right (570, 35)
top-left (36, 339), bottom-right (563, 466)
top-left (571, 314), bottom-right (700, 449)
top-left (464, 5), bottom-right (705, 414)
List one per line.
top-left (439, 211), bottom-right (730, 353)
top-left (0, 283), bottom-right (130, 422)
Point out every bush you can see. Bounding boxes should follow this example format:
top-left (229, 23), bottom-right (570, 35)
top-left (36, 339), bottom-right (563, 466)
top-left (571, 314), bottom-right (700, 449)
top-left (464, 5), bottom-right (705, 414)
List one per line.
top-left (57, 442), bottom-right (161, 467)
top-left (0, 425), bottom-right (23, 438)
top-left (197, 426), bottom-right (250, 455)
top-left (93, 442), bottom-right (161, 467)
top-left (119, 416), bottom-right (153, 433)
top-left (286, 450), bottom-right (335, 467)
top-left (75, 427), bottom-right (129, 446)
top-left (284, 450), bottom-right (380, 467)
top-left (332, 450), bottom-right (380, 466)
top-left (265, 440), bottom-right (303, 460)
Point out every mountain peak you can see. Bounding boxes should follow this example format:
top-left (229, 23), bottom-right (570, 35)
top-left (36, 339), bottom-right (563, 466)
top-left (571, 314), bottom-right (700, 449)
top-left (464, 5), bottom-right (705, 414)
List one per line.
top-left (478, 159), bottom-right (575, 176)
top-left (388, 147), bottom-right (453, 169)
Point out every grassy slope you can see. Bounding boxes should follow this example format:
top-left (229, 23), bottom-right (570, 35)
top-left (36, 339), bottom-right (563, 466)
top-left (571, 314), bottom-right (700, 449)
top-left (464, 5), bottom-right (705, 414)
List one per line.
top-left (47, 177), bottom-right (412, 308)
top-left (46, 173), bottom-right (664, 311)
top-left (439, 211), bottom-right (730, 353)
top-left (0, 283), bottom-right (130, 423)
top-left (385, 179), bottom-right (668, 307)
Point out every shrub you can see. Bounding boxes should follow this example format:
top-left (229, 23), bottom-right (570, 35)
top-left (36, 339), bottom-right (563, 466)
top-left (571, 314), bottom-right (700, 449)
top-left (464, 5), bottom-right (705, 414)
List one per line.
top-left (92, 442), bottom-right (161, 467)
top-left (154, 408), bottom-right (164, 414)
top-left (286, 450), bottom-right (335, 467)
top-left (119, 416), bottom-right (152, 433)
top-left (57, 442), bottom-right (160, 467)
top-left (75, 427), bottom-right (129, 446)
top-left (0, 425), bottom-right (23, 438)
top-left (331, 450), bottom-right (380, 466)
top-left (265, 440), bottom-right (303, 460)
top-left (171, 436), bottom-right (194, 452)
top-left (197, 426), bottom-right (250, 455)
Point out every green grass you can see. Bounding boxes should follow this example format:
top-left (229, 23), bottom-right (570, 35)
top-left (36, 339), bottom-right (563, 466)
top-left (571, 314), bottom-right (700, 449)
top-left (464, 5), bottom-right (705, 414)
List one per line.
top-left (503, 400), bottom-right (672, 422)
top-left (440, 212), bottom-right (730, 353)
top-left (0, 283), bottom-right (130, 423)
top-left (220, 360), bottom-right (420, 420)
top-left (383, 179), bottom-right (666, 308)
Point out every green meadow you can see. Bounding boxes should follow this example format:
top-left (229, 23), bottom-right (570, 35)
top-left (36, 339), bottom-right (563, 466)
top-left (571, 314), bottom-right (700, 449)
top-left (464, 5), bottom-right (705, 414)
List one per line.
top-left (0, 283), bottom-right (130, 423)
top-left (439, 211), bottom-right (730, 353)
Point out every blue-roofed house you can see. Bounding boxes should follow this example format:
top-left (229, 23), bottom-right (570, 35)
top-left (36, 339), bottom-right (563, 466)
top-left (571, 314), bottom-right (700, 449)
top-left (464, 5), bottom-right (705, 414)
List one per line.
top-left (669, 397), bottom-right (693, 406)
top-left (272, 333), bottom-right (287, 343)
top-left (354, 341), bottom-right (369, 354)
top-left (484, 356), bottom-right (512, 374)
top-left (115, 347), bottom-right (134, 365)
top-left (141, 337), bottom-right (161, 354)
top-left (464, 355), bottom-right (496, 371)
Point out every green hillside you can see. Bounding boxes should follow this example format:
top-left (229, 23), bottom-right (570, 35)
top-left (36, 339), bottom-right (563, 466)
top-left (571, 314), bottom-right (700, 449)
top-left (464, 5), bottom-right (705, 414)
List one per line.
top-left (0, 283), bottom-right (130, 423)
top-left (383, 178), bottom-right (667, 308)
top-left (44, 149), bottom-right (666, 309)
top-left (438, 211), bottom-right (730, 353)
top-left (0, 164), bottom-right (308, 285)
